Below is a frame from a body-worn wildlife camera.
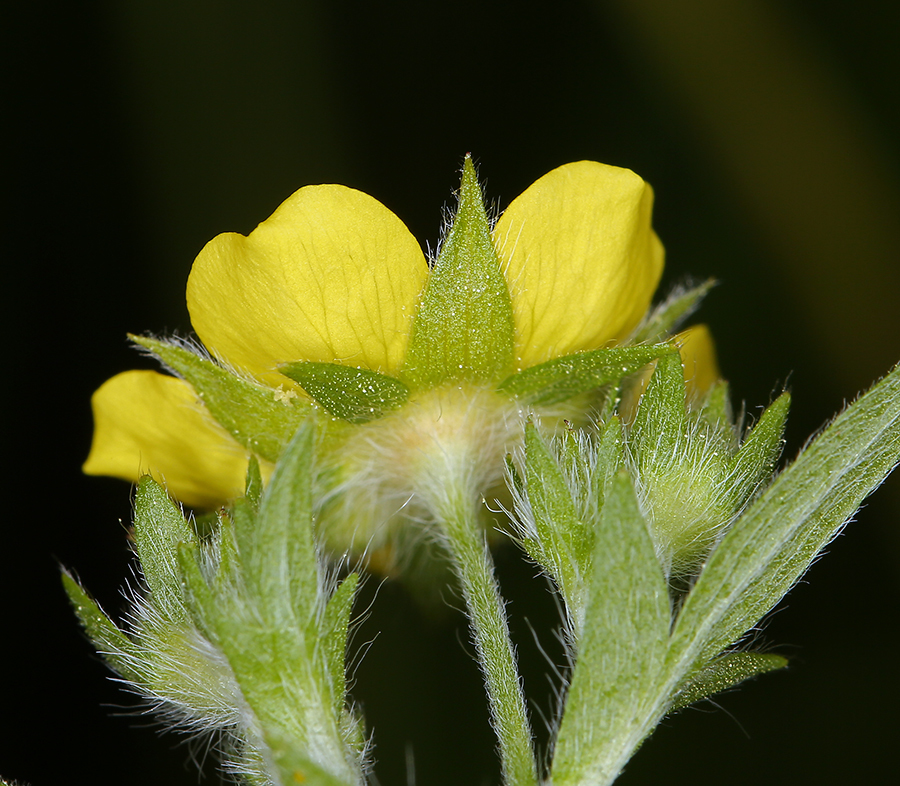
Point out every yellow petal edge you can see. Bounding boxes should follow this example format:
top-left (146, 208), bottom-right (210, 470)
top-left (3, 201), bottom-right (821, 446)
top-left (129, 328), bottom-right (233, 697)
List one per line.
top-left (494, 161), bottom-right (664, 368)
top-left (675, 324), bottom-right (720, 398)
top-left (83, 370), bottom-right (249, 508)
top-left (186, 184), bottom-right (429, 386)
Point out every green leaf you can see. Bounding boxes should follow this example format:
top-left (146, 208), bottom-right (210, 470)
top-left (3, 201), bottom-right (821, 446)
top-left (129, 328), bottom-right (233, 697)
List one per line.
top-left (62, 572), bottom-right (140, 682)
top-left (134, 335), bottom-right (310, 462)
top-left (175, 542), bottom-right (217, 635)
top-left (242, 422), bottom-right (319, 625)
top-left (671, 362), bottom-right (900, 669)
top-left (403, 156), bottom-right (515, 387)
top-left (280, 361), bottom-right (409, 423)
top-left (318, 573), bottom-right (358, 715)
top-left (132, 477), bottom-right (195, 623)
top-left (698, 380), bottom-right (736, 439)
top-left (669, 651), bottom-right (787, 712)
top-left (522, 424), bottom-right (588, 612)
top-left (589, 417), bottom-right (624, 516)
top-left (244, 457), bottom-right (264, 510)
top-left (632, 278), bottom-right (715, 343)
top-left (498, 345), bottom-right (675, 406)
top-left (630, 350), bottom-right (688, 464)
top-left (726, 392), bottom-right (790, 506)
top-left (551, 471), bottom-right (670, 786)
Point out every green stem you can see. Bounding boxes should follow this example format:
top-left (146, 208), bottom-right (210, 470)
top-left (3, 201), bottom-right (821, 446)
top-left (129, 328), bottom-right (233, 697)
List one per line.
top-left (438, 493), bottom-right (538, 786)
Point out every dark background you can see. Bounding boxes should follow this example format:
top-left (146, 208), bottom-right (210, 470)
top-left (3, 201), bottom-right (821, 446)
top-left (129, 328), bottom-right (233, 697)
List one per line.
top-left (6, 1), bottom-right (900, 784)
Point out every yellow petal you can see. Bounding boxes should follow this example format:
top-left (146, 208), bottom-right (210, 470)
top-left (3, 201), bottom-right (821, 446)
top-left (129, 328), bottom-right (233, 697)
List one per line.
top-left (186, 185), bottom-right (429, 385)
top-left (493, 161), bottom-right (664, 368)
top-left (83, 370), bottom-right (249, 509)
top-left (675, 324), bottom-right (720, 399)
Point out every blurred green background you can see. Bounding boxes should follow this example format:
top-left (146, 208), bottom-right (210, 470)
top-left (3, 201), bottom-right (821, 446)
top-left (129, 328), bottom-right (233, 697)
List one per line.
top-left (7, 1), bottom-right (900, 783)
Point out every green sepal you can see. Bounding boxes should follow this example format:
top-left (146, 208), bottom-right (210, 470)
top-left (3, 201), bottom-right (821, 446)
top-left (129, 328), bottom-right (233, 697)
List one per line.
top-left (280, 361), bottom-right (409, 424)
top-left (551, 471), bottom-right (670, 786)
top-left (62, 572), bottom-right (141, 682)
top-left (632, 278), bottom-right (716, 343)
top-left (317, 573), bottom-right (359, 715)
top-left (726, 392), bottom-right (790, 507)
top-left (133, 335), bottom-right (310, 462)
top-left (244, 457), bottom-right (264, 510)
top-left (244, 422), bottom-right (319, 625)
top-left (699, 380), bottom-right (735, 431)
top-left (174, 541), bottom-right (218, 638)
top-left (522, 423), bottom-right (589, 611)
top-left (668, 651), bottom-right (788, 712)
top-left (498, 344), bottom-right (675, 406)
top-left (505, 454), bottom-right (524, 497)
top-left (132, 477), bottom-right (195, 623)
top-left (671, 362), bottom-right (900, 669)
top-left (589, 416), bottom-right (625, 516)
top-left (630, 350), bottom-right (688, 462)
top-left (402, 156), bottom-right (515, 387)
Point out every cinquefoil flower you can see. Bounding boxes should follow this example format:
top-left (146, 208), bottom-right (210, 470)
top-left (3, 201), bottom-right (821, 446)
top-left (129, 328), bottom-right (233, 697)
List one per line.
top-left (85, 159), bottom-right (665, 565)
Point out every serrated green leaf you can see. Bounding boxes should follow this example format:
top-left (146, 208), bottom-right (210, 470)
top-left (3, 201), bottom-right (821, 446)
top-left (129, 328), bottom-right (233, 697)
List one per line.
top-left (403, 156), bottom-right (515, 387)
top-left (62, 573), bottom-right (140, 681)
top-left (552, 471), bottom-right (670, 786)
top-left (726, 392), bottom-right (790, 507)
top-left (671, 362), bottom-right (900, 669)
top-left (134, 335), bottom-right (310, 462)
top-left (243, 422), bottom-right (319, 625)
top-left (280, 361), bottom-right (409, 423)
top-left (632, 279), bottom-right (715, 343)
top-left (669, 651), bottom-right (787, 712)
top-left (498, 345), bottom-right (674, 406)
top-left (132, 477), bottom-right (195, 623)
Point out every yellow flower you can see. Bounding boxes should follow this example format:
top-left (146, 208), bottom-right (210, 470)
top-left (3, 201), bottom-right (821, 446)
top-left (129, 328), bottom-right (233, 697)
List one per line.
top-left (85, 160), bottom-right (664, 556)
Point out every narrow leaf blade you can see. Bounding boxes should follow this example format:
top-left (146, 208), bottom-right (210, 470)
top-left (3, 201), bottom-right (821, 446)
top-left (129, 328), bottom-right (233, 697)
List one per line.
top-left (668, 651), bottom-right (787, 712)
top-left (132, 477), bottom-right (195, 622)
top-left (552, 471), bottom-right (670, 786)
top-left (62, 572), bottom-right (140, 681)
top-left (672, 363), bottom-right (900, 668)
top-left (244, 422), bottom-right (319, 624)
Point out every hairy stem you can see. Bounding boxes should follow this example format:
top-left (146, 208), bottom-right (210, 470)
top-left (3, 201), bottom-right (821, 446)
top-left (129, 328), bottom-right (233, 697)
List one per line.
top-left (438, 492), bottom-right (537, 786)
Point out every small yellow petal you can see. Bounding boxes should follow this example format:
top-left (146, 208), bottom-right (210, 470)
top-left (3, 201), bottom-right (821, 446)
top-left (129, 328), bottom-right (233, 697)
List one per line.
top-left (186, 185), bottom-right (429, 385)
top-left (494, 161), bottom-right (664, 368)
top-left (675, 324), bottom-right (720, 399)
top-left (83, 371), bottom-right (249, 508)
